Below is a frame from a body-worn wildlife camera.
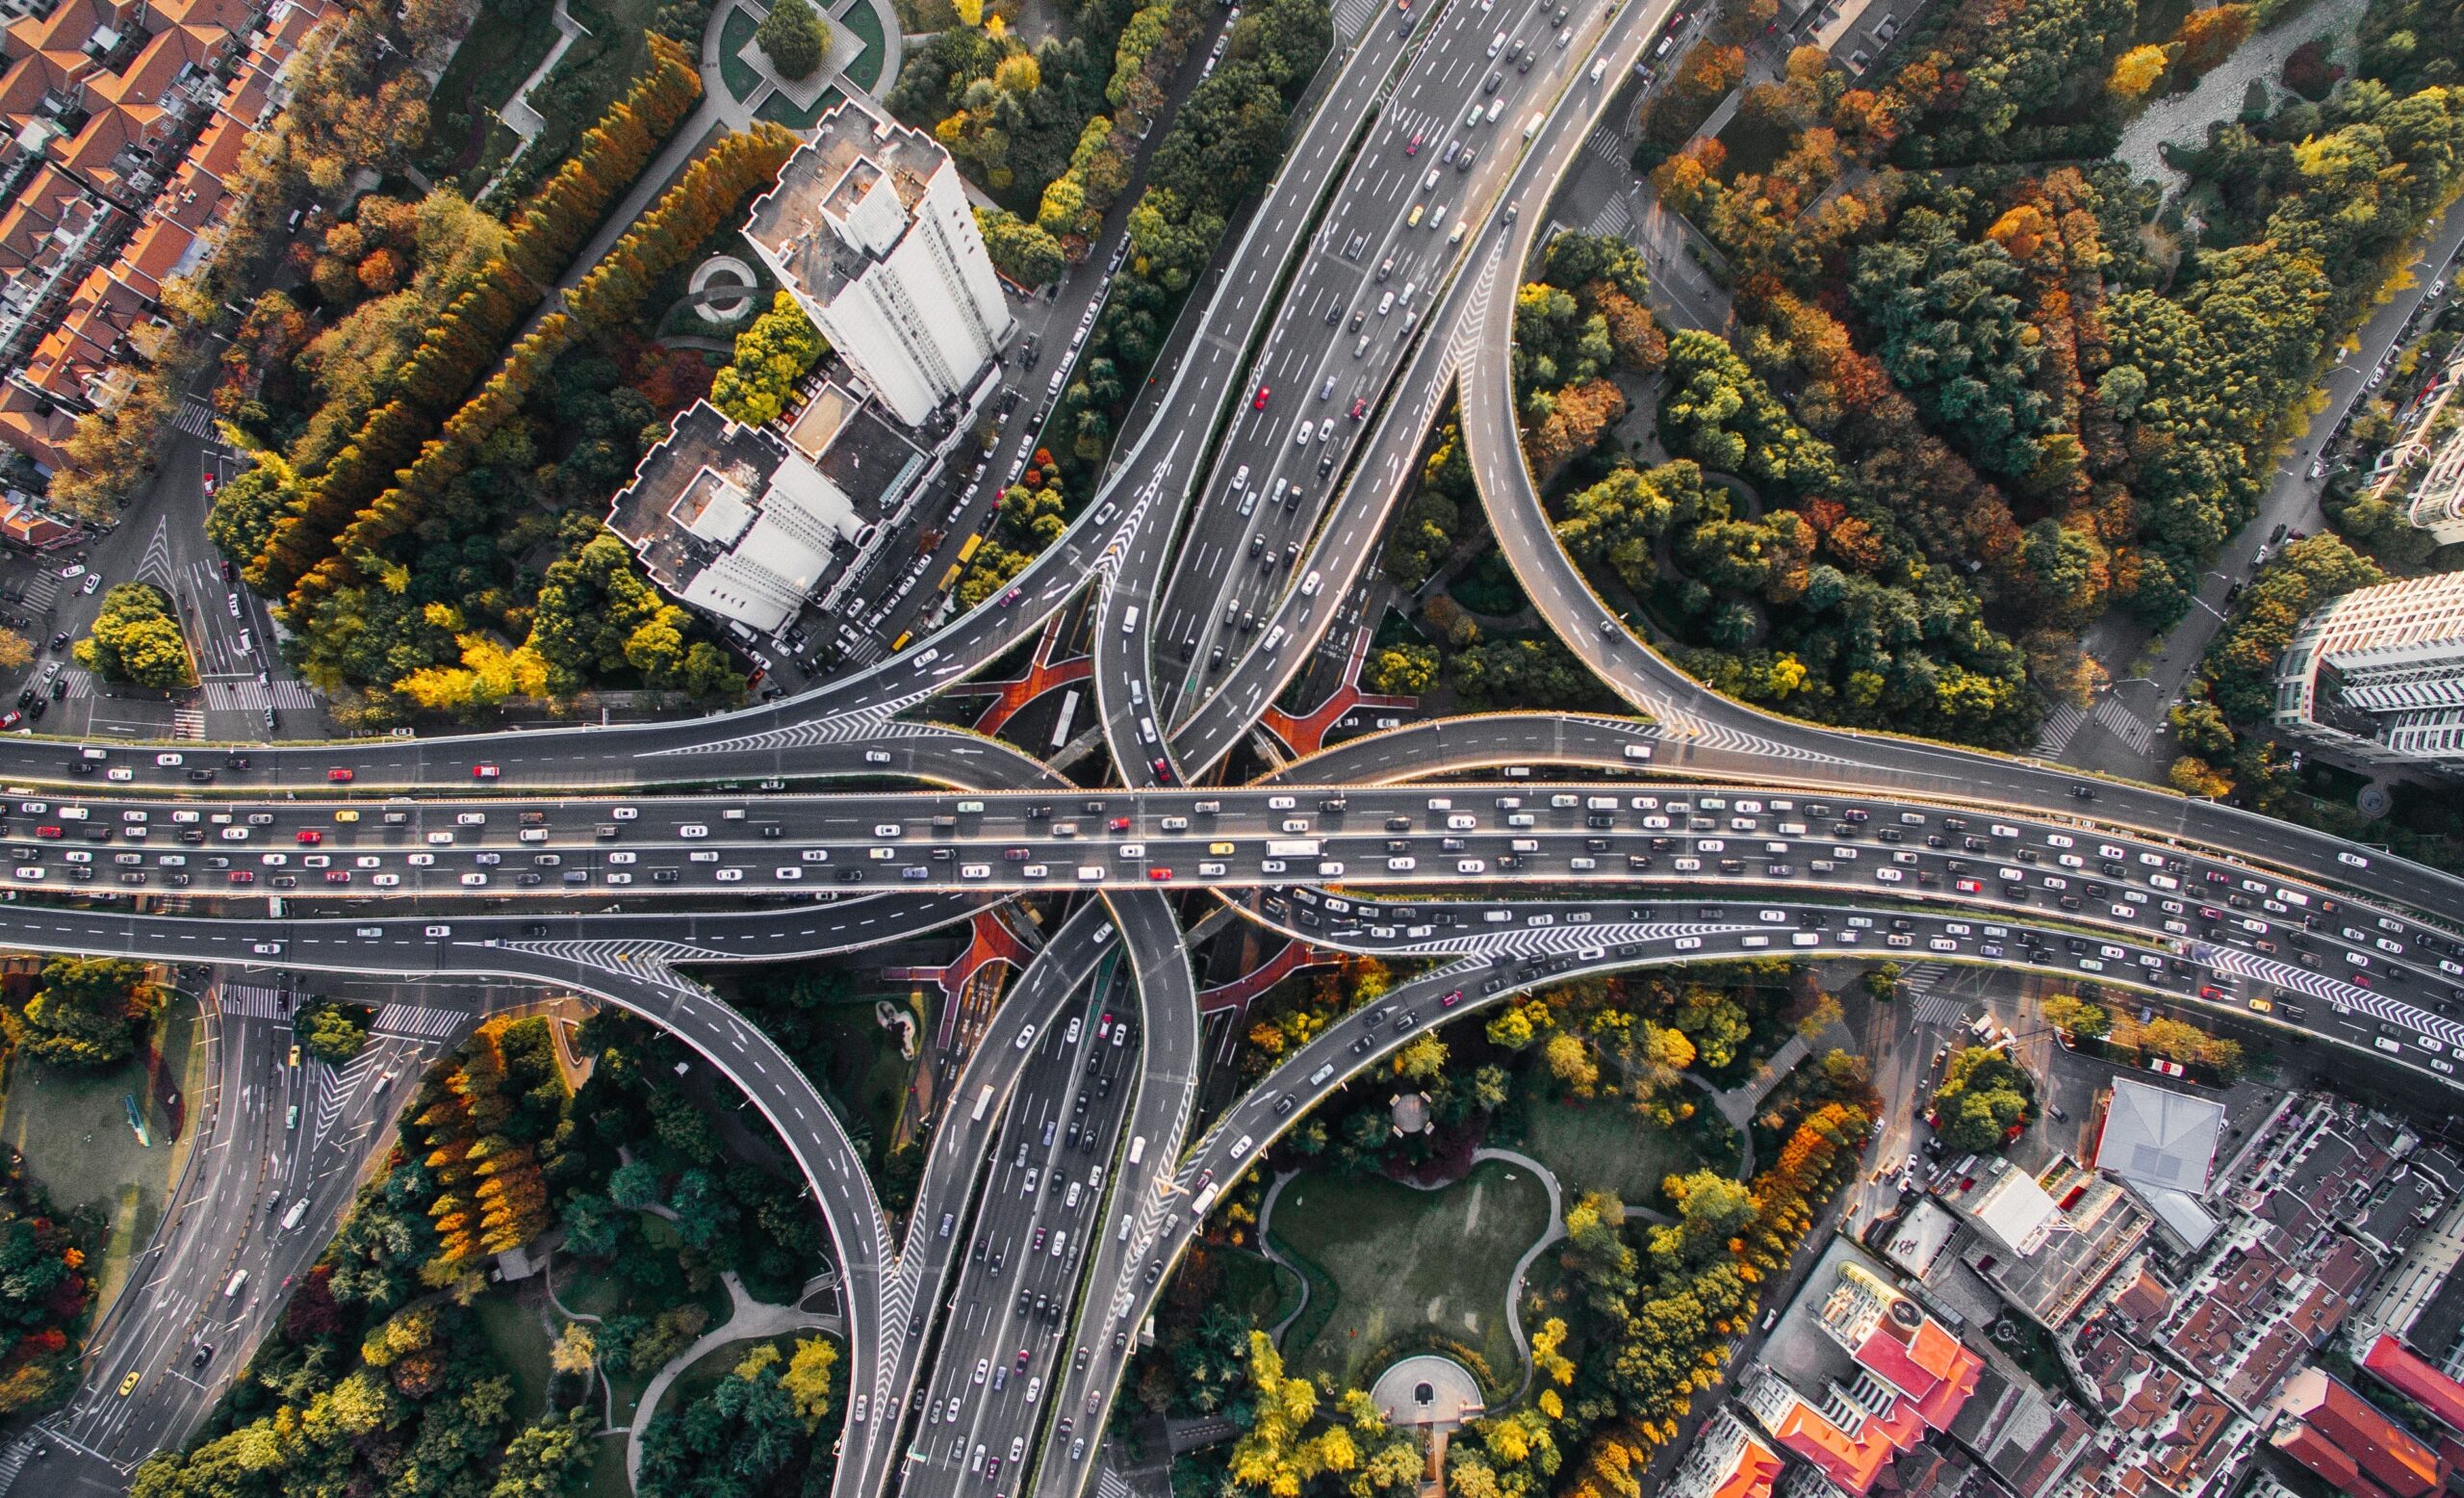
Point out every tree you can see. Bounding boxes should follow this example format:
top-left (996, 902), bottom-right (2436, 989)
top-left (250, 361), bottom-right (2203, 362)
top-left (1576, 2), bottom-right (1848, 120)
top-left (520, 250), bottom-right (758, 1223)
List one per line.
top-left (1366, 642), bottom-right (1438, 694)
top-left (782, 1336), bottom-right (839, 1429)
top-left (549, 1321), bottom-right (596, 1377)
top-left (0, 630), bottom-right (33, 672)
top-left (1930, 1046), bottom-right (2032, 1151)
top-left (757, 0), bottom-right (831, 81)
top-left (74, 583), bottom-right (192, 687)
top-left (490, 1408), bottom-right (599, 1497)
top-left (2040, 993), bottom-right (2111, 1041)
top-left (2108, 43), bottom-right (2168, 99)
top-left (2171, 4), bottom-right (2252, 82)
top-left (708, 292), bottom-right (826, 427)
top-left (976, 207), bottom-right (1069, 287)
top-left (11, 957), bottom-right (163, 1068)
top-left (296, 999), bottom-right (373, 1063)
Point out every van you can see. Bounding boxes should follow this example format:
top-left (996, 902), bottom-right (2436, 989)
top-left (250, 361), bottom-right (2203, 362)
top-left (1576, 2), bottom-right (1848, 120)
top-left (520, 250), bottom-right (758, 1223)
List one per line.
top-left (1523, 112), bottom-right (1543, 139)
top-left (1121, 607), bottom-right (1141, 635)
top-left (225, 1270), bottom-right (249, 1299)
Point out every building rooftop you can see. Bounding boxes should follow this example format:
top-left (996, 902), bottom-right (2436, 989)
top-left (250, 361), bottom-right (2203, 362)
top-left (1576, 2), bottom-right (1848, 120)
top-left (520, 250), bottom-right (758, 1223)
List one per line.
top-left (2094, 1078), bottom-right (2225, 1196)
top-left (743, 97), bottom-right (949, 312)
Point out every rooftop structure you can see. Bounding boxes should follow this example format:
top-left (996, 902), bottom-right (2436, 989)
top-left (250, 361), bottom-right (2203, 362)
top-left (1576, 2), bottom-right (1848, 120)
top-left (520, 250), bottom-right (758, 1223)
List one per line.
top-left (2271, 1366), bottom-right (2446, 1498)
top-left (1942, 1156), bottom-right (2149, 1330)
top-left (743, 96), bottom-right (1011, 428)
top-left (605, 400), bottom-right (876, 636)
top-left (1665, 1407), bottom-right (1784, 1498)
top-left (2092, 1079), bottom-right (2224, 1197)
top-left (2272, 571), bottom-right (2464, 773)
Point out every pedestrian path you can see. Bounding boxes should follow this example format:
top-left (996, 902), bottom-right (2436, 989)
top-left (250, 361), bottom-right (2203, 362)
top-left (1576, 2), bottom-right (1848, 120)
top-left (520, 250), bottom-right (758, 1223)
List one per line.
top-left (218, 984), bottom-right (290, 1020)
top-left (171, 707), bottom-right (205, 739)
top-left (1899, 964), bottom-right (1964, 1026)
top-left (372, 1002), bottom-right (473, 1042)
top-left (1586, 194), bottom-right (1635, 240)
top-left (2093, 696), bottom-right (2159, 757)
top-left (172, 399), bottom-right (218, 439)
top-left (2033, 701), bottom-right (2085, 759)
top-left (202, 677), bottom-right (319, 713)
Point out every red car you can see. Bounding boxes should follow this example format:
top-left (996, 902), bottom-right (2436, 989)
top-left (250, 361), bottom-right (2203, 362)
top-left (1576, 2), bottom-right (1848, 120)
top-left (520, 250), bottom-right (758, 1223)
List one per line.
top-left (472, 763), bottom-right (500, 780)
top-left (295, 829), bottom-right (322, 845)
top-left (1107, 816), bottom-right (1132, 832)
top-left (326, 767), bottom-right (353, 783)
top-left (33, 825), bottom-right (61, 839)
top-left (1441, 989), bottom-right (1464, 1007)
top-left (1405, 131), bottom-right (1424, 154)
top-left (324, 870), bottom-right (351, 884)
top-left (1150, 757), bottom-right (1174, 785)
top-left (228, 870), bottom-right (255, 885)
top-left (1348, 398), bottom-right (1367, 420)
top-left (1253, 385), bottom-right (1271, 410)
top-left (1147, 867), bottom-right (1173, 881)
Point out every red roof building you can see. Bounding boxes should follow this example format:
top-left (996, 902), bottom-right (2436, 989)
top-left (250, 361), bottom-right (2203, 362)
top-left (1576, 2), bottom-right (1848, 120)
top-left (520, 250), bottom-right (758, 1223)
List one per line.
top-left (1666, 1408), bottom-right (1784, 1498)
top-left (2272, 1367), bottom-right (2445, 1498)
top-left (2363, 1334), bottom-right (2464, 1437)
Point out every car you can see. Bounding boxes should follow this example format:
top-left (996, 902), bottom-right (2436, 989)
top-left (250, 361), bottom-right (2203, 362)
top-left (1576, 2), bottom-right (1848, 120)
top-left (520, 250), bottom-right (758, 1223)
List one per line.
top-left (473, 763), bottom-right (500, 779)
top-left (1348, 398), bottom-right (1367, 420)
top-left (79, 574), bottom-right (99, 595)
top-left (58, 564), bottom-right (84, 581)
top-left (326, 768), bottom-right (354, 783)
top-left (1405, 130), bottom-right (1424, 154)
top-left (1253, 385), bottom-right (1271, 409)
top-left (118, 1372), bottom-right (140, 1397)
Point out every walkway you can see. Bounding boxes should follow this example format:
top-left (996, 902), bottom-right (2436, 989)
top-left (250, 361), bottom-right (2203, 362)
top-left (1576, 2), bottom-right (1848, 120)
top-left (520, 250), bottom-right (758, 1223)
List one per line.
top-left (625, 1269), bottom-right (844, 1485)
top-left (970, 612), bottom-right (1094, 736)
top-left (1197, 940), bottom-right (1330, 1015)
top-left (1258, 629), bottom-right (1419, 758)
top-left (497, 0), bottom-right (589, 142)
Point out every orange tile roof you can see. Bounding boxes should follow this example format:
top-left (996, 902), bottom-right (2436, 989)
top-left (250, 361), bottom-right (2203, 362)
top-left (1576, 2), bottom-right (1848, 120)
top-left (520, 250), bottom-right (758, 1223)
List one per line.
top-left (2366, 1334), bottom-right (2464, 1438)
top-left (113, 213), bottom-right (192, 295)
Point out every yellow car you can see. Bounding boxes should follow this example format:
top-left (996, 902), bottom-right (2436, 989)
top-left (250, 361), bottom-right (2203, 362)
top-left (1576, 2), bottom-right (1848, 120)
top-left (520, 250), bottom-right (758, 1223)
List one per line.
top-left (117, 1371), bottom-right (140, 1397)
top-left (287, 1045), bottom-right (300, 1069)
top-left (333, 810), bottom-right (360, 824)
top-left (1208, 842), bottom-right (1237, 856)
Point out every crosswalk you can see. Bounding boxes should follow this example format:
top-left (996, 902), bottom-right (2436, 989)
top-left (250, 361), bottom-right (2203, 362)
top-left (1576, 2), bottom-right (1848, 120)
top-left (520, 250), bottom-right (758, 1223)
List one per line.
top-left (2093, 696), bottom-right (2158, 756)
top-left (1897, 964), bottom-right (1964, 1026)
top-left (2032, 701), bottom-right (2085, 758)
top-left (0, 1434), bottom-right (40, 1492)
top-left (1096, 1462), bottom-right (1135, 1498)
top-left (172, 397), bottom-right (218, 439)
top-left (1582, 123), bottom-right (1629, 167)
top-left (171, 706), bottom-right (205, 739)
top-left (202, 677), bottom-right (319, 712)
top-left (218, 983), bottom-right (291, 1020)
top-left (15, 574), bottom-right (58, 613)
top-left (1331, 0), bottom-right (1376, 37)
top-left (1586, 194), bottom-right (1636, 240)
top-left (371, 1002), bottom-right (473, 1042)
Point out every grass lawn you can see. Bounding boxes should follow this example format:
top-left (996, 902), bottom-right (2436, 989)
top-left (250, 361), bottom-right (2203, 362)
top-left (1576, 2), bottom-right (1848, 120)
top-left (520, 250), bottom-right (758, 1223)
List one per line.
top-left (758, 84), bottom-right (850, 127)
top-left (581, 1438), bottom-right (632, 1498)
top-left (837, 0), bottom-right (887, 90)
top-left (475, 1291), bottom-right (558, 1421)
top-left (1269, 1159), bottom-right (1550, 1393)
top-left (1712, 110), bottom-right (1790, 179)
top-left (641, 1331), bottom-right (808, 1430)
top-left (0, 997), bottom-right (202, 1313)
top-left (810, 1000), bottom-right (918, 1154)
top-left (1516, 1089), bottom-right (1707, 1205)
top-left (1217, 1248), bottom-right (1303, 1331)
top-left (417, 3), bottom-right (566, 180)
top-left (721, 8), bottom-right (765, 102)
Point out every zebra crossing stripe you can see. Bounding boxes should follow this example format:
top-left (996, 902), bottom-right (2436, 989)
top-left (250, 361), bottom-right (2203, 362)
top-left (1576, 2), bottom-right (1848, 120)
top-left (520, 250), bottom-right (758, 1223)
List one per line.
top-left (371, 1003), bottom-right (472, 1041)
top-left (218, 984), bottom-right (290, 1020)
top-left (2093, 696), bottom-right (2158, 756)
top-left (2034, 702), bottom-right (2086, 758)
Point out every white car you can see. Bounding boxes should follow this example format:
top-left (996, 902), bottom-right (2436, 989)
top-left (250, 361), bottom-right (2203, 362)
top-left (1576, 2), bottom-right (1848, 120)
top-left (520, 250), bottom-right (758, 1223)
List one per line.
top-left (460, 872), bottom-right (488, 887)
top-left (372, 873), bottom-right (401, 887)
top-left (106, 767), bottom-right (132, 782)
top-left (680, 824), bottom-right (709, 839)
top-left (424, 925), bottom-right (452, 938)
top-left (715, 867), bottom-right (744, 882)
top-left (689, 850), bottom-right (720, 864)
top-left (155, 753), bottom-right (183, 766)
top-left (775, 867), bottom-right (804, 881)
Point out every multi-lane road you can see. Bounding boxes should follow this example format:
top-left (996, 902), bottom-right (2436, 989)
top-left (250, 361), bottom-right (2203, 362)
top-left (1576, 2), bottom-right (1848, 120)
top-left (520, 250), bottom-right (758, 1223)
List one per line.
top-left (12, 0), bottom-right (2464, 1491)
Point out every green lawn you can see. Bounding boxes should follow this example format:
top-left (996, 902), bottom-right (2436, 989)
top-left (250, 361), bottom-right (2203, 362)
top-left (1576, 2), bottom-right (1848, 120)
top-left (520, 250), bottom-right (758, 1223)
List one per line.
top-left (758, 84), bottom-right (850, 127)
top-left (837, 0), bottom-right (887, 90)
top-left (720, 8), bottom-right (765, 102)
top-left (417, 2), bottom-right (567, 181)
top-left (809, 999), bottom-right (918, 1154)
top-left (1217, 1248), bottom-right (1304, 1331)
top-left (475, 1292), bottom-right (558, 1421)
top-left (0, 997), bottom-right (201, 1313)
top-left (1515, 1090), bottom-right (1707, 1205)
top-left (1268, 1159), bottom-right (1550, 1393)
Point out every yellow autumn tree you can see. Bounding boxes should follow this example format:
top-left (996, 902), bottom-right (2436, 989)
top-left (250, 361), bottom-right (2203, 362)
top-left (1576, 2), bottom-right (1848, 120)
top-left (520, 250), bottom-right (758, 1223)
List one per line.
top-left (2108, 44), bottom-right (2168, 99)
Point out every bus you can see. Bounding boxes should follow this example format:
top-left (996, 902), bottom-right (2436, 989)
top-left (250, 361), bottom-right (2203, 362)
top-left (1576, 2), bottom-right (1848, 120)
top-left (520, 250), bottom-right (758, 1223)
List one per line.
top-left (937, 563), bottom-right (962, 592)
top-left (1126, 1135), bottom-right (1147, 1167)
top-left (956, 532), bottom-right (984, 563)
top-left (1266, 839), bottom-right (1321, 858)
top-left (971, 1084), bottom-right (995, 1123)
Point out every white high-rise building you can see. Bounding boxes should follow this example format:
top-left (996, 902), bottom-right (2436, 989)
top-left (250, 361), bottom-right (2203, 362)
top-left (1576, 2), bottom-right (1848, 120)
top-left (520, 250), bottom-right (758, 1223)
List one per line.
top-left (744, 98), bottom-right (1012, 428)
top-left (2272, 571), bottom-right (2464, 772)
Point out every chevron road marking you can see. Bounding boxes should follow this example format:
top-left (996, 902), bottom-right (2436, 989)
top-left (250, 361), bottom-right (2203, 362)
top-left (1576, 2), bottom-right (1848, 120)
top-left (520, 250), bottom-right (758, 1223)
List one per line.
top-left (648, 690), bottom-right (936, 758)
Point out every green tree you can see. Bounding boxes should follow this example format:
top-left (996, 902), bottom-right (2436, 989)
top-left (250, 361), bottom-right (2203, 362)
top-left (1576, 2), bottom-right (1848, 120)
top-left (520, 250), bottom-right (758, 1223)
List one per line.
top-left (2040, 993), bottom-right (2110, 1041)
top-left (975, 206), bottom-right (1069, 286)
top-left (1365, 642), bottom-right (1438, 694)
top-left (1930, 1046), bottom-right (2033, 1151)
top-left (12, 958), bottom-right (163, 1068)
top-left (74, 583), bottom-right (192, 687)
top-left (757, 0), bottom-right (831, 79)
top-left (295, 998), bottom-right (373, 1063)
top-left (490, 1408), bottom-right (600, 1497)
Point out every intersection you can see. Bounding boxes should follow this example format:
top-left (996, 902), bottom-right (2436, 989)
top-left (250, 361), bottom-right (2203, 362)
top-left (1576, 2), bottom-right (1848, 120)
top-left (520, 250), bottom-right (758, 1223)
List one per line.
top-left (5, 1), bottom-right (2463, 1495)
